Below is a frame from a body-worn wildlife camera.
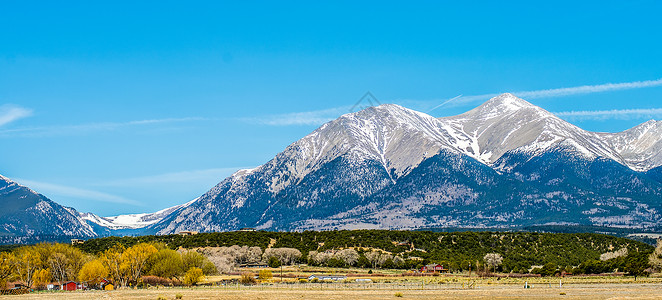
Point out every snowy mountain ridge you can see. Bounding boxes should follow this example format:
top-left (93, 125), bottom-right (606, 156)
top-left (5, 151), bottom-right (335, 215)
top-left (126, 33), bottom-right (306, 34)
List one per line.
top-left (0, 174), bottom-right (96, 240)
top-left (144, 93), bottom-right (662, 234)
top-left (80, 198), bottom-right (197, 230)
top-left (3, 93), bottom-right (661, 240)
top-left (441, 93), bottom-right (627, 167)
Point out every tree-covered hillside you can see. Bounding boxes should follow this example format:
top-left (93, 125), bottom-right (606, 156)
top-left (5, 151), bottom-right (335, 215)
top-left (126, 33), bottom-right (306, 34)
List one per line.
top-left (77, 230), bottom-right (654, 273)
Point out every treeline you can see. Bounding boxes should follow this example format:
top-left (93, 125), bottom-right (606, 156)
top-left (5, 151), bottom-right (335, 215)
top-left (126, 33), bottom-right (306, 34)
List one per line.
top-left (0, 230), bottom-right (660, 290)
top-left (75, 230), bottom-right (660, 276)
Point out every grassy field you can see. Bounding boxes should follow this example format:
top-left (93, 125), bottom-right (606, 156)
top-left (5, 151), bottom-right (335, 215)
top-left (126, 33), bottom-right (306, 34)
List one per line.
top-left (6, 282), bottom-right (662, 300)
top-left (4, 267), bottom-right (662, 299)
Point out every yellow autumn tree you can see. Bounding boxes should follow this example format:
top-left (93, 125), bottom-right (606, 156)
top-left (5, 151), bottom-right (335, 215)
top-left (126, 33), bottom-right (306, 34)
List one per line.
top-left (12, 246), bottom-right (42, 288)
top-left (79, 259), bottom-right (108, 285)
top-left (46, 243), bottom-right (86, 284)
top-left (101, 244), bottom-right (129, 287)
top-left (183, 267), bottom-right (204, 286)
top-left (123, 243), bottom-right (158, 285)
top-left (0, 252), bottom-right (14, 290)
top-left (147, 249), bottom-right (184, 279)
top-left (33, 268), bottom-right (51, 289)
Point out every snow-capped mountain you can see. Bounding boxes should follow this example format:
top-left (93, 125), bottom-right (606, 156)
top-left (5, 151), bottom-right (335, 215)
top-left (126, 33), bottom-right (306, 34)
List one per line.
top-left (0, 172), bottom-right (195, 241)
top-left (80, 198), bottom-right (196, 230)
top-left (0, 174), bottom-right (96, 242)
top-left (146, 94), bottom-right (662, 234)
top-left (442, 94), bottom-right (626, 166)
top-left (601, 120), bottom-right (662, 172)
top-left (5, 94), bottom-right (661, 240)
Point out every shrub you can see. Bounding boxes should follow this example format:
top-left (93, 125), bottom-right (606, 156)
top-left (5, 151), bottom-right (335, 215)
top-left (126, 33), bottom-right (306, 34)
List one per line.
top-left (395, 292), bottom-right (403, 297)
top-left (268, 256), bottom-right (281, 268)
top-left (239, 272), bottom-right (257, 285)
top-left (326, 257), bottom-right (345, 268)
top-left (176, 294), bottom-right (183, 299)
top-left (142, 276), bottom-right (173, 286)
top-left (259, 269), bottom-right (273, 280)
top-left (157, 296), bottom-right (167, 300)
top-left (183, 268), bottom-right (204, 286)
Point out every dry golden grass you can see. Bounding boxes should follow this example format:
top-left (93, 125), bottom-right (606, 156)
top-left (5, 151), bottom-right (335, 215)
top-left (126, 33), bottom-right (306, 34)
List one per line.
top-left (6, 283), bottom-right (662, 300)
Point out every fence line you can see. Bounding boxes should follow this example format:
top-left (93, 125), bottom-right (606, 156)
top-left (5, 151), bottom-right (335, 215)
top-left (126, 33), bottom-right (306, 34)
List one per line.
top-left (207, 282), bottom-right (487, 291)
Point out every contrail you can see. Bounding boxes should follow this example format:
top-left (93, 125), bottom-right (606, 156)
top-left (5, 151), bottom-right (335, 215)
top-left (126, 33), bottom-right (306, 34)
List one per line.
top-left (555, 108), bottom-right (662, 120)
top-left (427, 95), bottom-right (463, 113)
top-left (436, 78), bottom-right (662, 108)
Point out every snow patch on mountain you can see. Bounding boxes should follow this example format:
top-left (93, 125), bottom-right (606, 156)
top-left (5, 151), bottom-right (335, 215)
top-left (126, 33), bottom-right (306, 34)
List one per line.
top-left (81, 198), bottom-right (197, 230)
top-left (440, 93), bottom-right (643, 169)
top-left (601, 120), bottom-right (662, 171)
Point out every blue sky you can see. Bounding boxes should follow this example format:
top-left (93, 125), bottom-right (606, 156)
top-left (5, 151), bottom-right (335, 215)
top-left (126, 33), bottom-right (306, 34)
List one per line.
top-left (1, 1), bottom-right (662, 216)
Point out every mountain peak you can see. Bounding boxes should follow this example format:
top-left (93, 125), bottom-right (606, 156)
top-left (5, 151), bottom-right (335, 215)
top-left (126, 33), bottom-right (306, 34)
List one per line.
top-left (0, 174), bottom-right (11, 182)
top-left (452, 93), bottom-right (548, 123)
top-left (484, 93), bottom-right (535, 110)
top-left (620, 119), bottom-right (662, 136)
top-left (342, 103), bottom-right (433, 125)
top-left (358, 103), bottom-right (412, 115)
top-left (639, 119), bottom-right (661, 128)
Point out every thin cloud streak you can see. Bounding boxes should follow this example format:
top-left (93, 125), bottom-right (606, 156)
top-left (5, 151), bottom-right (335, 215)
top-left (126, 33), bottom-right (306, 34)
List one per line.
top-left (249, 78), bottom-right (662, 126)
top-left (555, 108), bottom-right (662, 121)
top-left (440, 78), bottom-right (662, 108)
top-left (97, 167), bottom-right (249, 187)
top-left (14, 179), bottom-right (143, 206)
top-left (0, 117), bottom-right (207, 137)
top-left (426, 95), bottom-right (462, 113)
top-left (0, 104), bottom-right (33, 127)
top-left (242, 106), bottom-right (351, 126)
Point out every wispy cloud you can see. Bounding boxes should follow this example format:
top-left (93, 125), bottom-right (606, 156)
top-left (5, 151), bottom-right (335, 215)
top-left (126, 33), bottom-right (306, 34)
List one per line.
top-left (555, 108), bottom-right (662, 121)
top-left (241, 106), bottom-right (351, 126)
top-left (96, 167), bottom-right (248, 187)
top-left (431, 78), bottom-right (662, 110)
top-left (14, 179), bottom-right (143, 206)
top-left (0, 117), bottom-right (206, 137)
top-left (0, 104), bottom-right (33, 127)
top-left (244, 78), bottom-right (662, 126)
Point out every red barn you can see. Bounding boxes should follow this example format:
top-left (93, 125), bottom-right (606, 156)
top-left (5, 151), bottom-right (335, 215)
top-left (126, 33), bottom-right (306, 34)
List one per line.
top-left (420, 264), bottom-right (445, 273)
top-left (62, 281), bottom-right (80, 291)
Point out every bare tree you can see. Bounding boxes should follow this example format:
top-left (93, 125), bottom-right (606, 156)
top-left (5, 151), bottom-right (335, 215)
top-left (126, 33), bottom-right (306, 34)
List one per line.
top-left (393, 256), bottom-right (405, 267)
top-left (248, 247), bottom-right (263, 263)
top-left (335, 249), bottom-right (359, 266)
top-left (365, 251), bottom-right (381, 269)
top-left (307, 251), bottom-right (318, 264)
top-left (310, 251), bottom-right (333, 265)
top-left (600, 248), bottom-right (628, 261)
top-left (207, 254), bottom-right (235, 273)
top-left (263, 248), bottom-right (301, 266)
top-left (483, 253), bottom-right (503, 273)
top-left (377, 253), bottom-right (393, 268)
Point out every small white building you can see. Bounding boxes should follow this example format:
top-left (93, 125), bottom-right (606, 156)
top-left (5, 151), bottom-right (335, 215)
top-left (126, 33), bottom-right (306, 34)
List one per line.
top-left (308, 274), bottom-right (347, 281)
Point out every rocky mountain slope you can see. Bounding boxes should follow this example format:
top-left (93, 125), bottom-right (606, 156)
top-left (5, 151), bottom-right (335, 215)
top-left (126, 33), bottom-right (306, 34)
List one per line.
top-left (146, 94), bottom-right (662, 234)
top-left (0, 174), bottom-right (96, 242)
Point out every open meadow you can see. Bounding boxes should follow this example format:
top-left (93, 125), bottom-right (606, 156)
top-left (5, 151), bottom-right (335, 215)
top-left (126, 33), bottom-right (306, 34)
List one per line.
top-left (5, 275), bottom-right (662, 300)
top-left (5, 282), bottom-right (662, 300)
